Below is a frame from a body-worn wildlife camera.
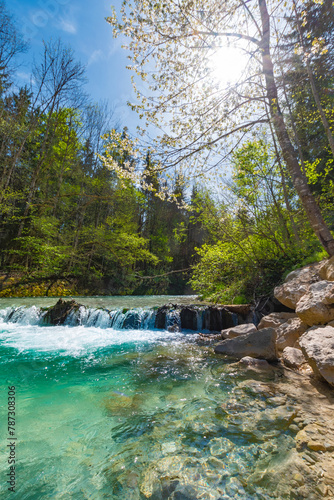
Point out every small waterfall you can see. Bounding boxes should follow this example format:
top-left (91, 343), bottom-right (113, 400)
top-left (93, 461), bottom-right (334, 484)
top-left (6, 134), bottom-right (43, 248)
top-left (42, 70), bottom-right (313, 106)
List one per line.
top-left (74, 306), bottom-right (111, 328)
top-left (109, 309), bottom-right (123, 328)
top-left (197, 309), bottom-right (203, 331)
top-left (54, 305), bottom-right (156, 329)
top-left (166, 308), bottom-right (181, 331)
top-left (0, 305), bottom-right (157, 330)
top-left (0, 302), bottom-right (245, 331)
top-left (0, 305), bottom-right (45, 325)
top-left (231, 312), bottom-right (239, 326)
top-left (63, 306), bottom-right (156, 329)
top-left (109, 308), bottom-right (155, 329)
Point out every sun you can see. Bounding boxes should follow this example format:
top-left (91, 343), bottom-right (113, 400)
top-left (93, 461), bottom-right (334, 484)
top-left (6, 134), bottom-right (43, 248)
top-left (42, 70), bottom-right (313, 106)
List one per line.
top-left (209, 46), bottom-right (248, 88)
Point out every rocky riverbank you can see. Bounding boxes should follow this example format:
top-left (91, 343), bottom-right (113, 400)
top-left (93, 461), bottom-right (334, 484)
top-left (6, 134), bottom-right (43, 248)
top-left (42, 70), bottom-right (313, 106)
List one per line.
top-left (196, 257), bottom-right (334, 498)
top-left (209, 256), bottom-right (334, 388)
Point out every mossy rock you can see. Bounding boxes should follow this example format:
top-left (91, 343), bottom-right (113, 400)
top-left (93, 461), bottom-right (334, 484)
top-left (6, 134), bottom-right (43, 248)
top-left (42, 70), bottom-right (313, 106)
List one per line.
top-left (43, 298), bottom-right (82, 325)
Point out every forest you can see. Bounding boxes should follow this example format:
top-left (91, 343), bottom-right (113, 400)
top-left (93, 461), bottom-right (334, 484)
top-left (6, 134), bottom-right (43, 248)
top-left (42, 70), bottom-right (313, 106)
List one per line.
top-left (0, 0), bottom-right (334, 303)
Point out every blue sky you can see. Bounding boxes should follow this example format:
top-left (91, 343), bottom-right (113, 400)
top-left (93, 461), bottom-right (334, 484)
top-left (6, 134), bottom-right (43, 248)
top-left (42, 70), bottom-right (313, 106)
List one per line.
top-left (9, 0), bottom-right (137, 130)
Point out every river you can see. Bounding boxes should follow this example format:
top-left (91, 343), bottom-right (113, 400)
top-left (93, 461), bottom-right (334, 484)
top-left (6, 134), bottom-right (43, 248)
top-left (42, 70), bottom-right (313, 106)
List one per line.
top-left (0, 296), bottom-right (332, 499)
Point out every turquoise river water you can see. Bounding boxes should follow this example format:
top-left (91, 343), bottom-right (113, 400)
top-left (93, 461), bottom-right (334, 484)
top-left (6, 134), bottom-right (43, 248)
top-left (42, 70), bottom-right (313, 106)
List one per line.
top-left (0, 296), bottom-right (329, 499)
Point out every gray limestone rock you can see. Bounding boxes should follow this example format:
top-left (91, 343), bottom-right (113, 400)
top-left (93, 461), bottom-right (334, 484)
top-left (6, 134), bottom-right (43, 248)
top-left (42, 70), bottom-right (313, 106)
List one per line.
top-left (221, 323), bottom-right (257, 339)
top-left (276, 317), bottom-right (308, 351)
top-left (295, 281), bottom-right (334, 326)
top-left (299, 326), bottom-right (334, 386)
top-left (274, 263), bottom-right (320, 309)
top-left (319, 256), bottom-right (334, 281)
top-left (257, 312), bottom-right (296, 330)
top-left (214, 327), bottom-right (277, 361)
top-left (282, 347), bottom-right (307, 369)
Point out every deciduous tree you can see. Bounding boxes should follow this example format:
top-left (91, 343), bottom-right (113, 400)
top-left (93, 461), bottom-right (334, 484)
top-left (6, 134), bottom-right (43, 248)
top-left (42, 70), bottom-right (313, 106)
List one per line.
top-left (107, 0), bottom-right (334, 255)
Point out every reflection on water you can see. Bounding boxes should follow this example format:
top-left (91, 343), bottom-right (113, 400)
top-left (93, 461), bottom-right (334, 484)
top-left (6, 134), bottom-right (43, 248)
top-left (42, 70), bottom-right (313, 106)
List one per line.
top-left (0, 298), bottom-right (333, 499)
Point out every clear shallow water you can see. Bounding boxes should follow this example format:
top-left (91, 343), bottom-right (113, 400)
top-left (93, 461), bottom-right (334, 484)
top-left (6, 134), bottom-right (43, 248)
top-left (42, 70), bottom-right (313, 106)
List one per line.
top-left (0, 294), bottom-right (199, 310)
top-left (0, 297), bottom-right (323, 499)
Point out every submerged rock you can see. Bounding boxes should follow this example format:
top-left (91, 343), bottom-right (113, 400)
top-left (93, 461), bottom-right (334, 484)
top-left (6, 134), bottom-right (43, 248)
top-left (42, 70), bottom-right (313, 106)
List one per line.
top-left (209, 436), bottom-right (234, 456)
top-left (239, 356), bottom-right (271, 368)
top-left (214, 327), bottom-right (277, 361)
top-left (43, 298), bottom-right (81, 325)
top-left (169, 484), bottom-right (203, 500)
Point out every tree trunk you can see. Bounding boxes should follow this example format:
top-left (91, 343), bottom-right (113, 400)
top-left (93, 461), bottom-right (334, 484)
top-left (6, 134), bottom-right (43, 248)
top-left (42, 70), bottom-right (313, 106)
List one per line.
top-left (280, 69), bottom-right (307, 176)
top-left (258, 0), bottom-right (334, 256)
top-left (266, 108), bottom-right (302, 245)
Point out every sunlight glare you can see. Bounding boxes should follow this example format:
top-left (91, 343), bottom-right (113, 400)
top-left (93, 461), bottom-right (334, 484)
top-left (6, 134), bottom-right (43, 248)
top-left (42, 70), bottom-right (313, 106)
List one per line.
top-left (210, 46), bottom-right (248, 87)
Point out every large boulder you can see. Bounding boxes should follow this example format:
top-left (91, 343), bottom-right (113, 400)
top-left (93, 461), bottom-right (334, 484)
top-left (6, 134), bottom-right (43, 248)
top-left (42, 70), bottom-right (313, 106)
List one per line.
top-left (221, 323), bottom-right (257, 339)
top-left (274, 263), bottom-right (320, 309)
top-left (299, 326), bottom-right (334, 386)
top-left (198, 323), bottom-right (256, 342)
top-left (295, 281), bottom-right (334, 326)
top-left (319, 256), bottom-right (334, 281)
top-left (257, 312), bottom-right (296, 330)
top-left (276, 317), bottom-right (308, 351)
top-left (214, 327), bottom-right (277, 361)
top-left (282, 347), bottom-right (307, 369)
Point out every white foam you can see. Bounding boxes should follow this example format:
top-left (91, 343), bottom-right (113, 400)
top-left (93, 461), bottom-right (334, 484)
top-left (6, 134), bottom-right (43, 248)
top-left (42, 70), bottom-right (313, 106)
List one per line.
top-left (0, 323), bottom-right (184, 356)
top-left (0, 305), bottom-right (157, 329)
top-left (0, 305), bottom-right (44, 325)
